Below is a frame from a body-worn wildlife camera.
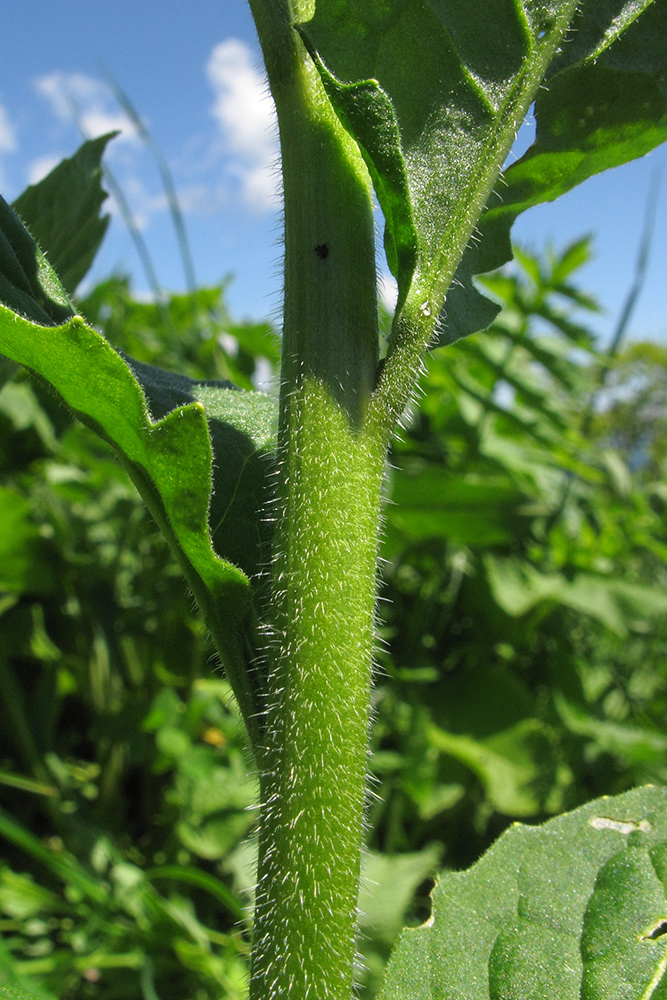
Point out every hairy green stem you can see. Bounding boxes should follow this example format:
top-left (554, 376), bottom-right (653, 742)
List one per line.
top-left (248, 2), bottom-right (383, 997)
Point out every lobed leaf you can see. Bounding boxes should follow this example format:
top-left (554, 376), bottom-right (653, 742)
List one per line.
top-left (0, 304), bottom-right (277, 738)
top-left (300, 1), bottom-right (666, 345)
top-left (380, 785), bottom-right (667, 1000)
top-left (120, 355), bottom-right (277, 579)
top-left (12, 134), bottom-right (115, 295)
top-left (444, 1), bottom-right (667, 342)
top-left (300, 0), bottom-right (581, 318)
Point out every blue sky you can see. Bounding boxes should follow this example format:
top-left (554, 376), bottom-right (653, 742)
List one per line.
top-left (1, 1), bottom-right (666, 344)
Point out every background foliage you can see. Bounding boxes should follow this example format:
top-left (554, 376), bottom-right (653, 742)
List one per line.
top-left (2, 215), bottom-right (667, 998)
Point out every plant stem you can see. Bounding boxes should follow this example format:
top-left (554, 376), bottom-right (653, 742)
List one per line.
top-left (248, 3), bottom-right (383, 997)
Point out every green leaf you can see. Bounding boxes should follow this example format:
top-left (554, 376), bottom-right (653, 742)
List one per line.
top-left (0, 485), bottom-right (55, 595)
top-left (0, 304), bottom-right (277, 739)
top-left (0, 806), bottom-right (107, 905)
top-left (359, 847), bottom-right (441, 948)
top-left (428, 719), bottom-right (571, 816)
top-left (444, 1), bottom-right (667, 342)
top-left (0, 196), bottom-right (73, 327)
top-left (386, 465), bottom-right (528, 549)
top-left (144, 865), bottom-right (246, 922)
top-left (379, 785), bottom-right (667, 1000)
top-left (12, 134), bottom-right (115, 294)
top-left (581, 842), bottom-right (667, 999)
top-left (484, 554), bottom-right (667, 635)
top-left (555, 694), bottom-right (667, 766)
top-left (358, 847), bottom-right (441, 997)
top-left (300, 0), bottom-right (581, 315)
top-left (0, 985), bottom-right (56, 1000)
top-left (121, 355), bottom-right (277, 579)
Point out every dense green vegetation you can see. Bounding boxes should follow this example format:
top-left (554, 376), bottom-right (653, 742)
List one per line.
top-left (2, 3), bottom-right (667, 996)
top-left (2, 234), bottom-right (667, 998)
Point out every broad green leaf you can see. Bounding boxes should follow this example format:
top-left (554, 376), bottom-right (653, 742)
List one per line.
top-left (0, 196), bottom-right (72, 327)
top-left (484, 554), bottom-right (667, 635)
top-left (444, 1), bottom-right (667, 342)
top-left (121, 355), bottom-right (277, 579)
top-left (428, 719), bottom-right (571, 816)
top-left (386, 465), bottom-right (528, 549)
top-left (581, 842), bottom-right (667, 999)
top-left (360, 847), bottom-right (441, 947)
top-left (302, 0), bottom-right (665, 342)
top-left (359, 847), bottom-right (441, 997)
top-left (300, 0), bottom-right (582, 316)
top-left (380, 785), bottom-right (667, 1000)
top-left (12, 134), bottom-right (114, 294)
top-left (0, 304), bottom-right (277, 737)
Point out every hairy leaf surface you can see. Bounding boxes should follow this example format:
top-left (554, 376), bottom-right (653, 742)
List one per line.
top-left (299, 0), bottom-right (580, 314)
top-left (300, 0), bottom-right (667, 341)
top-left (121, 355), bottom-right (276, 579)
top-left (380, 785), bottom-right (667, 1000)
top-left (0, 196), bottom-right (73, 327)
top-left (444, 0), bottom-right (667, 342)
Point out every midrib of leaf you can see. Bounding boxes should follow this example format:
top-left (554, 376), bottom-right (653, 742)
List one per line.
top-left (640, 945), bottom-right (667, 1000)
top-left (350, 0), bottom-right (583, 435)
top-left (569, 0), bottom-right (656, 65)
top-left (417, 0), bottom-right (580, 310)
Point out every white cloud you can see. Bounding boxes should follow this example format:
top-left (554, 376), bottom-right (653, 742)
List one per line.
top-left (0, 103), bottom-right (17, 153)
top-left (206, 38), bottom-right (279, 210)
top-left (379, 271), bottom-right (399, 314)
top-left (229, 160), bottom-right (279, 210)
top-left (173, 183), bottom-right (225, 215)
top-left (34, 72), bottom-right (138, 144)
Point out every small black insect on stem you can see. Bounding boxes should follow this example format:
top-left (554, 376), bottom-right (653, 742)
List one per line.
top-left (314, 243), bottom-right (329, 260)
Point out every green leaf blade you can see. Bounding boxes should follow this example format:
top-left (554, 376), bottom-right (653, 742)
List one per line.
top-left (0, 304), bottom-right (277, 742)
top-left (303, 0), bottom-right (666, 348)
top-left (0, 197), bottom-right (73, 327)
top-left (581, 844), bottom-right (667, 1000)
top-left (379, 786), bottom-right (667, 1000)
top-left (301, 0), bottom-right (579, 316)
top-left (121, 354), bottom-right (277, 580)
top-left (11, 133), bottom-right (115, 295)
top-left (443, 1), bottom-right (667, 343)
